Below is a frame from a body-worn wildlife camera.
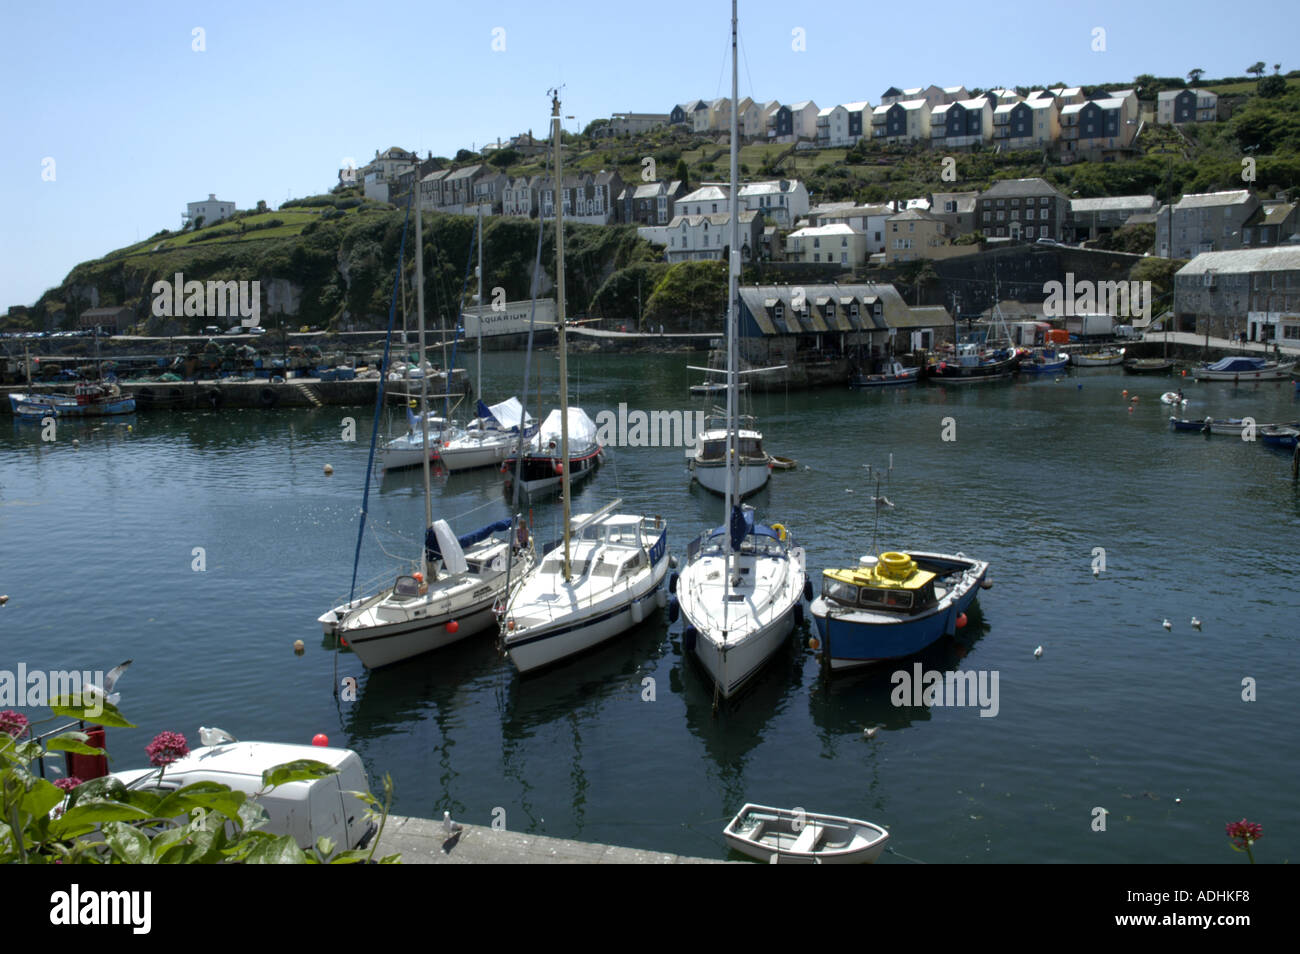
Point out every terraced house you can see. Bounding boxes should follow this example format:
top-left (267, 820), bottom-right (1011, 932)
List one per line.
top-left (929, 96), bottom-right (993, 148)
top-left (976, 178), bottom-right (1069, 241)
top-left (1173, 247), bottom-right (1300, 343)
top-left (1157, 88), bottom-right (1219, 124)
top-left (1060, 90), bottom-right (1139, 158)
top-left (1156, 190), bottom-right (1260, 259)
top-left (993, 98), bottom-right (1060, 150)
top-left (872, 99), bottom-right (931, 144)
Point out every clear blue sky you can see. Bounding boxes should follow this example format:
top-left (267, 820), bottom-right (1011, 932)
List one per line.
top-left (0, 0), bottom-right (1293, 308)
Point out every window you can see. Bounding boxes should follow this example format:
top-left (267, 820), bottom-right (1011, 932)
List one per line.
top-left (997, 199), bottom-right (1005, 208)
top-left (1041, 197), bottom-right (1049, 206)
top-left (998, 211), bottom-right (1005, 221)
top-left (814, 238), bottom-right (820, 248)
top-left (1012, 198), bottom-right (1020, 207)
top-left (1026, 208), bottom-right (1035, 220)
top-left (1026, 226), bottom-right (1036, 238)
top-left (983, 211), bottom-right (992, 223)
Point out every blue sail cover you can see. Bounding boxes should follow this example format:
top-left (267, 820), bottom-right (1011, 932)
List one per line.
top-left (707, 506), bottom-right (780, 549)
top-left (425, 519), bottom-right (512, 564)
top-left (1205, 357), bottom-right (1266, 372)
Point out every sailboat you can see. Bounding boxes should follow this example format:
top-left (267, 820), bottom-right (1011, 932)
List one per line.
top-left (499, 90), bottom-right (670, 674)
top-left (673, 2), bottom-right (809, 702)
top-left (319, 199), bottom-right (534, 669)
top-left (438, 207), bottom-right (539, 472)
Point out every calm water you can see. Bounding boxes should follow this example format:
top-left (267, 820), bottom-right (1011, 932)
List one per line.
top-left (2, 353), bottom-right (1297, 863)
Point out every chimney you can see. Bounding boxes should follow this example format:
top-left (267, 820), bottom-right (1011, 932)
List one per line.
top-left (209, 193), bottom-right (216, 200)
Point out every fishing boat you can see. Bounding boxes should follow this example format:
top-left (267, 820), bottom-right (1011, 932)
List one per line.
top-left (723, 804), bottom-right (890, 864)
top-left (674, 3), bottom-right (808, 703)
top-left (1072, 347), bottom-right (1125, 367)
top-left (321, 193), bottom-right (534, 668)
top-left (1169, 416), bottom-right (1298, 436)
top-left (929, 341), bottom-right (1019, 382)
top-left (851, 359), bottom-right (920, 388)
top-left (502, 406), bottom-right (602, 495)
top-left (688, 408), bottom-right (771, 498)
top-left (1191, 355), bottom-right (1296, 382)
top-left (1260, 424), bottom-right (1300, 449)
top-left (499, 91), bottom-right (670, 675)
top-left (1016, 347), bottom-right (1070, 374)
top-left (11, 381), bottom-right (135, 417)
top-left (810, 551), bottom-right (988, 669)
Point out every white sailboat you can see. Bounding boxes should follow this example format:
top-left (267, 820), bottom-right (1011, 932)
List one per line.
top-left (500, 90), bottom-right (670, 674)
top-left (320, 203), bottom-right (534, 668)
top-left (674, 2), bottom-right (808, 701)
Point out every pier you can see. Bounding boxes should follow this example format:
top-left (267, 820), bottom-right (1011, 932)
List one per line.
top-left (376, 815), bottom-right (728, 864)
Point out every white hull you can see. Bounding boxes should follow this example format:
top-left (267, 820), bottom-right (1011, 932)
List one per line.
top-left (724, 804), bottom-right (890, 864)
top-left (439, 438), bottom-right (513, 472)
top-left (1192, 364), bottom-right (1295, 382)
top-left (692, 606), bottom-right (795, 698)
top-left (692, 459), bottom-right (770, 497)
top-left (506, 578), bottom-right (664, 673)
top-left (343, 602), bottom-right (496, 669)
top-left (379, 444), bottom-right (440, 470)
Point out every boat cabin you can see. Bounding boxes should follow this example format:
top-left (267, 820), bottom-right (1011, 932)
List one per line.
top-left (821, 553), bottom-right (938, 614)
top-left (698, 432), bottom-right (765, 462)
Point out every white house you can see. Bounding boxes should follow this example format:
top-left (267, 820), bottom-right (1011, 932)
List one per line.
top-left (809, 204), bottom-right (894, 253)
top-left (640, 211), bottom-right (762, 263)
top-left (184, 193), bottom-right (235, 227)
top-left (675, 186), bottom-right (730, 217)
top-left (738, 179), bottom-right (810, 227)
top-left (785, 224), bottom-right (868, 266)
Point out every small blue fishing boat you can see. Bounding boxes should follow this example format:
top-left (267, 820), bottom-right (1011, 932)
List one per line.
top-left (1259, 425), bottom-right (1299, 449)
top-left (11, 382), bottom-right (135, 418)
top-left (1016, 348), bottom-right (1070, 374)
top-left (810, 551), bottom-right (989, 670)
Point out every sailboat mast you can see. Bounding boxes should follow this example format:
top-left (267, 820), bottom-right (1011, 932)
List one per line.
top-left (417, 201), bottom-right (433, 542)
top-left (476, 205), bottom-right (484, 402)
top-left (723, 0), bottom-right (739, 612)
top-left (553, 91), bottom-right (572, 581)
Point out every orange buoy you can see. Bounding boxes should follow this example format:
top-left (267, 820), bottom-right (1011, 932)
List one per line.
top-left (1122, 389), bottom-right (1128, 396)
top-left (1128, 406), bottom-right (1134, 413)
top-left (956, 612), bottom-right (968, 628)
top-left (413, 572), bottom-right (424, 583)
top-left (446, 620), bottom-right (459, 634)
top-left (808, 636), bottom-right (820, 650)
top-left (507, 619), bottom-right (516, 631)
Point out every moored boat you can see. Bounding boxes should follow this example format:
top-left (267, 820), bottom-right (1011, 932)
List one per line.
top-left (1259, 424), bottom-right (1299, 449)
top-left (1191, 356), bottom-right (1296, 382)
top-left (851, 359), bottom-right (920, 388)
top-left (1016, 347), bottom-right (1070, 374)
top-left (723, 804), bottom-right (890, 864)
top-left (688, 410), bottom-right (770, 498)
top-left (810, 551), bottom-right (988, 669)
top-left (929, 342), bottom-right (1019, 383)
top-left (1072, 347), bottom-right (1125, 367)
top-left (1123, 357), bottom-right (1175, 375)
top-left (502, 406), bottom-right (603, 495)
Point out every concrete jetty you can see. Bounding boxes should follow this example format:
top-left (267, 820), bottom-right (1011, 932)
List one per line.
top-left (377, 815), bottom-right (728, 864)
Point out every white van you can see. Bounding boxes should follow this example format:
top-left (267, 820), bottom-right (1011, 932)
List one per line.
top-left (110, 740), bottom-right (376, 852)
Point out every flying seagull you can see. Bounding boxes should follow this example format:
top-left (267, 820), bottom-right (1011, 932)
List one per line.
top-left (84, 659), bottom-right (132, 707)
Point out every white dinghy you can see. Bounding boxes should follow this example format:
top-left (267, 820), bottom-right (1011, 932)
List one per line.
top-left (723, 804), bottom-right (890, 864)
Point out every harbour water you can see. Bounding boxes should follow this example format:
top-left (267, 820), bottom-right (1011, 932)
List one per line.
top-left (2, 352), bottom-right (1296, 863)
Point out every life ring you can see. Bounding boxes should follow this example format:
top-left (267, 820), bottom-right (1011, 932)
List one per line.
top-left (771, 523), bottom-right (787, 541)
top-left (259, 386), bottom-right (279, 407)
top-left (553, 459), bottom-right (563, 475)
top-left (879, 551), bottom-right (914, 580)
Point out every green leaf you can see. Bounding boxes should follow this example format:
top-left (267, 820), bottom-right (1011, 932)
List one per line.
top-left (48, 695), bottom-right (136, 728)
top-left (45, 732), bottom-right (107, 757)
top-left (237, 799), bottom-right (268, 832)
top-left (157, 829), bottom-right (221, 865)
top-left (102, 822), bottom-right (152, 864)
top-left (155, 783), bottom-right (246, 825)
top-left (244, 833), bottom-right (309, 864)
top-left (68, 775), bottom-right (127, 806)
top-left (0, 738), bottom-right (43, 766)
top-left (325, 848), bottom-right (371, 864)
top-left (261, 759), bottom-right (338, 790)
top-left (149, 825), bottom-right (191, 859)
top-left (19, 777), bottom-right (66, 822)
top-left (48, 800), bottom-right (153, 839)
top-left (315, 835), bottom-right (336, 859)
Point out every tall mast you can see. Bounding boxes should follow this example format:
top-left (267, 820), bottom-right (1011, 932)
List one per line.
top-left (417, 201), bottom-right (433, 544)
top-left (723, 0), bottom-right (740, 625)
top-left (476, 204), bottom-right (484, 403)
top-left (553, 90), bottom-right (572, 581)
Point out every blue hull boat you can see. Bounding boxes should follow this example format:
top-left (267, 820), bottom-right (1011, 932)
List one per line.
top-left (810, 551), bottom-right (989, 670)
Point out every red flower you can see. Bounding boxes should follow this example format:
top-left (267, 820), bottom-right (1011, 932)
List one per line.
top-left (145, 730), bottom-right (189, 767)
top-left (54, 776), bottom-right (83, 793)
top-left (1225, 819), bottom-right (1262, 849)
top-left (0, 709), bottom-right (29, 739)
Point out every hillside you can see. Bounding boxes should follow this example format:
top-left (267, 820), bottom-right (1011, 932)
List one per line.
top-left (11, 74), bottom-right (1298, 336)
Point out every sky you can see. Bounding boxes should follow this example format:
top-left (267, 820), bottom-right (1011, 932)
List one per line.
top-left (1, 0), bottom-right (1295, 309)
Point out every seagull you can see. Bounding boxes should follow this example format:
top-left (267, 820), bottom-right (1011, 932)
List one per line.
top-left (83, 659), bottom-right (132, 707)
top-left (1092, 566), bottom-right (1100, 577)
top-left (872, 496), bottom-right (894, 510)
top-left (443, 810), bottom-right (463, 836)
top-left (1191, 617), bottom-right (1202, 631)
top-left (1162, 618), bottom-right (1172, 631)
top-left (863, 726), bottom-right (880, 740)
top-left (0, 594), bottom-right (8, 606)
top-left (1033, 646), bottom-right (1043, 658)
top-left (199, 726), bottom-right (237, 747)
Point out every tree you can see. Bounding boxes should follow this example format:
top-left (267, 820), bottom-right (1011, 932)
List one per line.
top-left (1258, 75), bottom-right (1288, 98)
top-left (582, 118), bottom-right (610, 137)
top-left (454, 148), bottom-right (479, 162)
top-left (488, 148), bottom-right (521, 169)
top-left (674, 158), bottom-right (689, 186)
top-left (1247, 61), bottom-right (1267, 79)
top-left (256, 199), bottom-right (268, 213)
top-left (1187, 68), bottom-right (1205, 85)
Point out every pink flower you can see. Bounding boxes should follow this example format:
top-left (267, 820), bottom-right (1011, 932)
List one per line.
top-left (0, 709), bottom-right (29, 739)
top-left (145, 730), bottom-right (189, 767)
top-left (54, 776), bottom-right (83, 793)
top-left (1225, 819), bottom-right (1262, 849)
